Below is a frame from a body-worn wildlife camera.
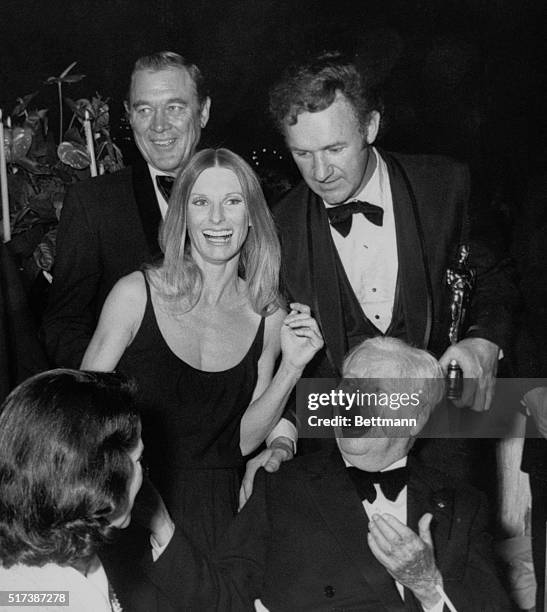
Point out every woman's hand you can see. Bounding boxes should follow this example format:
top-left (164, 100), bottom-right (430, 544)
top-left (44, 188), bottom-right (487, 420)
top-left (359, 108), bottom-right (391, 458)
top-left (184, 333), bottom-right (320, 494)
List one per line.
top-left (280, 302), bottom-right (323, 371)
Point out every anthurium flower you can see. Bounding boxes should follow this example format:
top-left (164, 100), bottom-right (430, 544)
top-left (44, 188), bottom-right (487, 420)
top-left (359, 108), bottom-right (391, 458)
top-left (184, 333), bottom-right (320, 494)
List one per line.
top-left (57, 141), bottom-right (90, 169)
top-left (3, 126), bottom-right (33, 163)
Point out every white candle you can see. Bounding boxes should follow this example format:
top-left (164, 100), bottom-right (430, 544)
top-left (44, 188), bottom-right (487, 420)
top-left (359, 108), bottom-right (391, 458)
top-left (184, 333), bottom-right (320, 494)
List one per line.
top-left (0, 110), bottom-right (11, 243)
top-left (84, 110), bottom-right (98, 178)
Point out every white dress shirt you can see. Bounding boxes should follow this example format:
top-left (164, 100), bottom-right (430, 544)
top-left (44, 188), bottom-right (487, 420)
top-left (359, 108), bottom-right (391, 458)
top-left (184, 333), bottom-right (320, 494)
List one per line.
top-left (344, 456), bottom-right (443, 612)
top-left (325, 147), bottom-right (398, 333)
top-left (279, 149), bottom-right (398, 449)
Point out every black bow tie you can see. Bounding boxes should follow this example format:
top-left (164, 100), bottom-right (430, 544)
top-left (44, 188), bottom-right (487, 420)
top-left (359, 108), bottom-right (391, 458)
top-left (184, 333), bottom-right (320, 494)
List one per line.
top-left (346, 465), bottom-right (408, 503)
top-left (156, 175), bottom-right (175, 202)
top-left (326, 201), bottom-right (384, 237)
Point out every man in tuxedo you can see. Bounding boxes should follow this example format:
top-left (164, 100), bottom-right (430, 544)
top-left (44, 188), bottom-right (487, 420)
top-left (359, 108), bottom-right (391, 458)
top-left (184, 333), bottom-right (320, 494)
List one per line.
top-left (272, 50), bottom-right (515, 405)
top-left (42, 51), bottom-right (211, 368)
top-left (141, 337), bottom-right (511, 611)
top-left (240, 51), bottom-right (517, 485)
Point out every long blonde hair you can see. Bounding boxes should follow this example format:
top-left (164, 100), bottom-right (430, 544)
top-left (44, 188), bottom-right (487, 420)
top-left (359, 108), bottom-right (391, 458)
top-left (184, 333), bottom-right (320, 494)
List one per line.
top-left (147, 148), bottom-right (282, 315)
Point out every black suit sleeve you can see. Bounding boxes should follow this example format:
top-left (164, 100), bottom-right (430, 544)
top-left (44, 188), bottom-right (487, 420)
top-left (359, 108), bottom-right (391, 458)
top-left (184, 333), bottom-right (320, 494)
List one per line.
top-left (465, 234), bottom-right (518, 354)
top-left (460, 164), bottom-right (518, 354)
top-left (142, 469), bottom-right (270, 611)
top-left (444, 490), bottom-right (513, 611)
top-left (41, 185), bottom-right (101, 367)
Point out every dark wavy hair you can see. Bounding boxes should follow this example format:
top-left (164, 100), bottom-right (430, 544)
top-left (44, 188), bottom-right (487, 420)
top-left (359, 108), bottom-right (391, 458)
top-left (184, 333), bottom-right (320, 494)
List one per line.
top-left (0, 369), bottom-right (140, 569)
top-left (269, 51), bottom-right (384, 136)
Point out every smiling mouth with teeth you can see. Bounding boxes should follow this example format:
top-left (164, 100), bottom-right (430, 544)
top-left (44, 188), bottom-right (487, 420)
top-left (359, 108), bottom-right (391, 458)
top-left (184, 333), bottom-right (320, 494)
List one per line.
top-left (151, 139), bottom-right (176, 147)
top-left (202, 230), bottom-right (233, 243)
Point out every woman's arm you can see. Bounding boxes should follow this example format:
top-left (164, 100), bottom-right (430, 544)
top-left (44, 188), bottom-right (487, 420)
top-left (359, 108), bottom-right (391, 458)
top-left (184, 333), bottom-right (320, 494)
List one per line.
top-left (239, 303), bottom-right (323, 455)
top-left (80, 271), bottom-right (146, 371)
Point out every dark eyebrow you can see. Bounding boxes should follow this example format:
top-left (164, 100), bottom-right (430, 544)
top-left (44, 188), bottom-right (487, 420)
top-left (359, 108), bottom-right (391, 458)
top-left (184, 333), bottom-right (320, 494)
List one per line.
top-left (131, 97), bottom-right (189, 108)
top-left (190, 192), bottom-right (244, 198)
top-left (289, 141), bottom-right (346, 153)
top-left (165, 98), bottom-right (189, 106)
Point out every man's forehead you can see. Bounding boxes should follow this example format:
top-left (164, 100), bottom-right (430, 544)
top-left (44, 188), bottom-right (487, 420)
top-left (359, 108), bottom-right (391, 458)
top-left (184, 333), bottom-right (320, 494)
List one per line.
top-left (130, 67), bottom-right (197, 101)
top-left (284, 95), bottom-right (363, 147)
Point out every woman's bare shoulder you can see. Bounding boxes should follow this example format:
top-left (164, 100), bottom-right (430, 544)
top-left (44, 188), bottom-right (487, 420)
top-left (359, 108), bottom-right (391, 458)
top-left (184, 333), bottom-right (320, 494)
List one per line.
top-left (110, 271), bottom-right (147, 303)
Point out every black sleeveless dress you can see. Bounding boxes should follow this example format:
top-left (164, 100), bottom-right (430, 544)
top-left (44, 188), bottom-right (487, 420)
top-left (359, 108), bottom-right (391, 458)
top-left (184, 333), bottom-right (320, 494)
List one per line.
top-left (117, 275), bottom-right (265, 553)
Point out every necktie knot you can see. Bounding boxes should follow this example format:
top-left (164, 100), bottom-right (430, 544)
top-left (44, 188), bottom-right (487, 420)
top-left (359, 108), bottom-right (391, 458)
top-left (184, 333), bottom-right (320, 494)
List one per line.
top-left (156, 175), bottom-right (175, 202)
top-left (346, 465), bottom-right (408, 503)
top-left (326, 200), bottom-right (383, 237)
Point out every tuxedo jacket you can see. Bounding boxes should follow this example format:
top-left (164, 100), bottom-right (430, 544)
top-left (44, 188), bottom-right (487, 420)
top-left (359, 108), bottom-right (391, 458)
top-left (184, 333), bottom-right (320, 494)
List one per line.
top-left (42, 156), bottom-right (162, 367)
top-left (143, 450), bottom-right (511, 611)
top-left (273, 150), bottom-right (516, 378)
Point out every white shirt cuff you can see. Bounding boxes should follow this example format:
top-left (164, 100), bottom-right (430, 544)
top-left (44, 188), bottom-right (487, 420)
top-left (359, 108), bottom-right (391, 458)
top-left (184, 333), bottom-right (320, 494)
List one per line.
top-left (266, 418), bottom-right (297, 453)
top-left (422, 597), bottom-right (444, 612)
top-left (150, 531), bottom-right (172, 562)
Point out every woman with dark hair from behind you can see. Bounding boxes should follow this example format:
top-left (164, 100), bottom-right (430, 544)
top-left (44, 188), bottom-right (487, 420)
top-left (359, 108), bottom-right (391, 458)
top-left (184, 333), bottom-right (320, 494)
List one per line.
top-left (0, 369), bottom-right (143, 612)
top-left (82, 148), bottom-right (323, 553)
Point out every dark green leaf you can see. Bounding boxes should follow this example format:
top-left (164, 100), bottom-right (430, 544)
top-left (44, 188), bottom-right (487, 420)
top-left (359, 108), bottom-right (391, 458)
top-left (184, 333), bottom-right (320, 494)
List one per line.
top-left (29, 193), bottom-right (57, 221)
top-left (64, 97), bottom-right (80, 114)
top-left (62, 127), bottom-right (84, 145)
top-left (58, 61), bottom-right (78, 79)
top-left (16, 157), bottom-right (52, 174)
top-left (61, 74), bottom-right (86, 83)
top-left (12, 91), bottom-right (39, 116)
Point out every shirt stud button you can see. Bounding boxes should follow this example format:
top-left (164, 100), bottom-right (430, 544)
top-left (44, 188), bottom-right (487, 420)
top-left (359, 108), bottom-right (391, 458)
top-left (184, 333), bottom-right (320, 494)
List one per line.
top-left (324, 585), bottom-right (335, 598)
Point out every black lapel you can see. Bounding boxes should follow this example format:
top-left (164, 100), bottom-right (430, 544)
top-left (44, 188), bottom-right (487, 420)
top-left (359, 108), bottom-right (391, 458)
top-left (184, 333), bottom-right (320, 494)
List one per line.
top-left (407, 456), bottom-right (454, 568)
top-left (305, 449), bottom-right (407, 612)
top-left (305, 190), bottom-right (347, 375)
top-left (382, 151), bottom-right (432, 349)
top-left (275, 184), bottom-right (345, 376)
top-left (131, 155), bottom-right (163, 258)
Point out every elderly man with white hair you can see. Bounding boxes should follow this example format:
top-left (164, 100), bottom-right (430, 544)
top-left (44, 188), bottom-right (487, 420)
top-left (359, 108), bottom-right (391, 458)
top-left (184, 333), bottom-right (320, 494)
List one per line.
top-left (136, 337), bottom-right (511, 611)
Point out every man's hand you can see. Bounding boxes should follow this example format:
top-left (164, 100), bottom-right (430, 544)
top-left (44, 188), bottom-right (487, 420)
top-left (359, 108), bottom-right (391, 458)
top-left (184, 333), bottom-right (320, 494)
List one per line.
top-left (368, 512), bottom-right (442, 609)
top-left (439, 337), bottom-right (500, 411)
top-left (239, 437), bottom-right (294, 510)
top-left (131, 476), bottom-right (175, 549)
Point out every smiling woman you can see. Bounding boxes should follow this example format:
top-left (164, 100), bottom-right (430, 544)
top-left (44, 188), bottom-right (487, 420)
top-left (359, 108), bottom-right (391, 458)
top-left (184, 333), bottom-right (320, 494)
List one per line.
top-left (186, 166), bottom-right (250, 267)
top-left (80, 148), bottom-right (323, 554)
top-left (157, 148), bottom-right (279, 314)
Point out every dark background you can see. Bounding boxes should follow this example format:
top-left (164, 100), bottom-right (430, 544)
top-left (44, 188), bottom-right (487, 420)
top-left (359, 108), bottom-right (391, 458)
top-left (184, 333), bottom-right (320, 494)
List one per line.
top-left (1, 0), bottom-right (546, 214)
